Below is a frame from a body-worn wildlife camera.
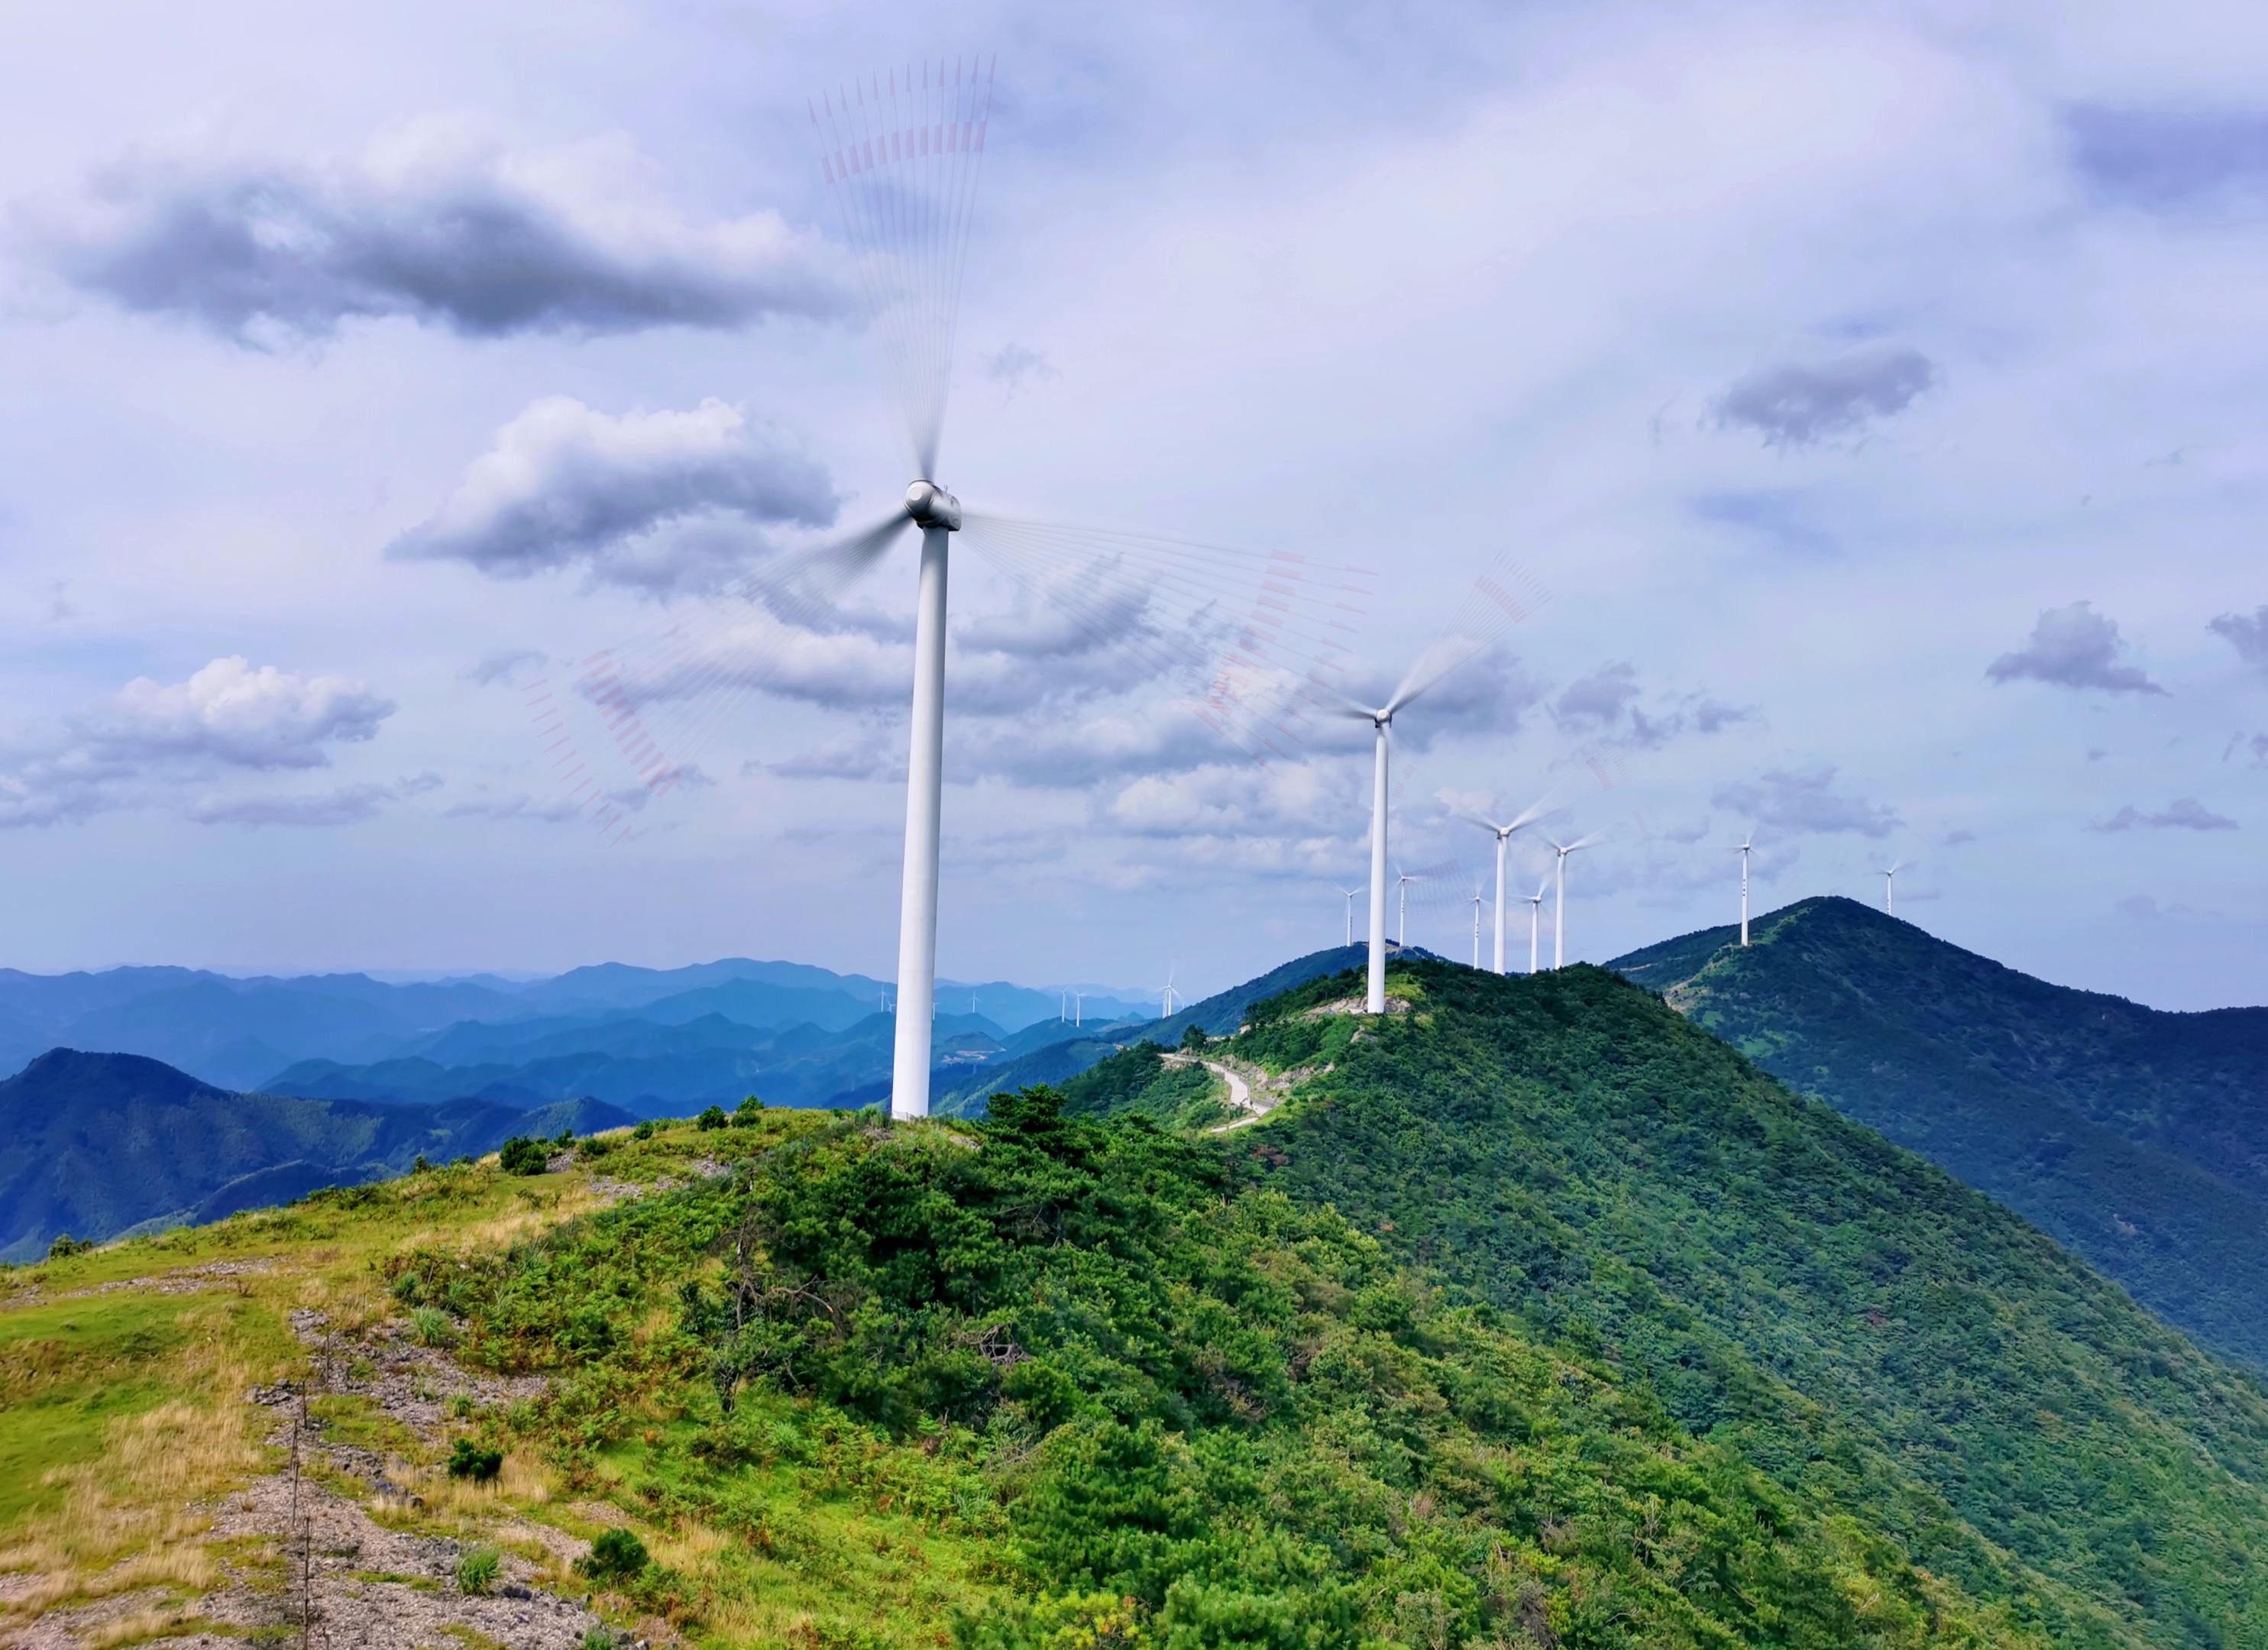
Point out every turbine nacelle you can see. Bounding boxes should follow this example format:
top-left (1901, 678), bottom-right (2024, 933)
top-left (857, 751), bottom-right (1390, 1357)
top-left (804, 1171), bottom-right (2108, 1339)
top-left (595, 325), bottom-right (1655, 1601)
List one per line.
top-left (905, 480), bottom-right (963, 532)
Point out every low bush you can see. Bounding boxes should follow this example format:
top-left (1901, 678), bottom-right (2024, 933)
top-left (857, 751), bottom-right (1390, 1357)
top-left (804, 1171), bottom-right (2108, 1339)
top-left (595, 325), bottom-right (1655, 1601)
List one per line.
top-left (733, 1095), bottom-right (763, 1125)
top-left (447, 1438), bottom-right (503, 1482)
top-left (498, 1137), bottom-right (548, 1176)
top-left (632, 1120), bottom-right (656, 1140)
top-left (578, 1528), bottom-right (649, 1584)
top-left (45, 1234), bottom-right (94, 1260)
top-left (696, 1105), bottom-right (728, 1131)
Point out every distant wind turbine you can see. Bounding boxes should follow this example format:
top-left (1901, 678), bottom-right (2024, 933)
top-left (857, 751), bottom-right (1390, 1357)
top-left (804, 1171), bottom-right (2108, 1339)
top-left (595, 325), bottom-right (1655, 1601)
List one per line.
top-left (1735, 832), bottom-right (1755, 946)
top-left (1547, 830), bottom-right (1606, 969)
top-left (1454, 791), bottom-right (1556, 974)
top-left (1157, 963), bottom-right (1179, 1019)
top-left (1338, 885), bottom-right (1363, 948)
top-left (1333, 566), bottom-right (1551, 1014)
top-left (1469, 884), bottom-right (1485, 969)
top-left (1396, 865), bottom-right (1419, 949)
top-left (1525, 878), bottom-right (1548, 974)
top-left (1881, 862), bottom-right (1904, 916)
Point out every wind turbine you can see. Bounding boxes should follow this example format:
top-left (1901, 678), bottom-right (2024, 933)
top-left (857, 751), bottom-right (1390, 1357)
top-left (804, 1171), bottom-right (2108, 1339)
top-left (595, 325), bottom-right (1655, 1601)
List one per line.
top-left (1396, 865), bottom-right (1419, 949)
top-left (1454, 791), bottom-right (1555, 974)
top-left (1338, 885), bottom-right (1363, 948)
top-left (798, 64), bottom-right (1372, 1117)
top-left (1546, 830), bottom-right (1606, 969)
top-left (1881, 862), bottom-right (1904, 916)
top-left (1337, 603), bottom-right (1535, 1013)
top-left (1469, 885), bottom-right (1485, 969)
top-left (1526, 879), bottom-right (1547, 974)
top-left (1734, 832), bottom-right (1755, 946)
top-left (1158, 963), bottom-right (1179, 1019)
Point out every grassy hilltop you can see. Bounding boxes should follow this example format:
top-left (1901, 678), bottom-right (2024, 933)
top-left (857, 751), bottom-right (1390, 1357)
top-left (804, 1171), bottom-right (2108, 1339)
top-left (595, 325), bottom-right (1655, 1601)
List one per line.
top-left (7, 957), bottom-right (2268, 1648)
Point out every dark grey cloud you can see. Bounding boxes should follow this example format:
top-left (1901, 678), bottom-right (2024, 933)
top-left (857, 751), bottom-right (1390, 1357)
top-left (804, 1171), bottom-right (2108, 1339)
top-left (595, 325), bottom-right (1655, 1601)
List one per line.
top-left (2210, 607), bottom-right (2268, 671)
top-left (1711, 347), bottom-right (1937, 448)
top-left (388, 396), bottom-right (836, 596)
top-left (24, 128), bottom-right (846, 343)
top-left (1987, 600), bottom-right (2166, 695)
top-left (1712, 763), bottom-right (1897, 838)
top-left (2091, 798), bottom-right (2237, 833)
top-left (2066, 103), bottom-right (2268, 212)
top-left (1553, 663), bottom-right (1639, 730)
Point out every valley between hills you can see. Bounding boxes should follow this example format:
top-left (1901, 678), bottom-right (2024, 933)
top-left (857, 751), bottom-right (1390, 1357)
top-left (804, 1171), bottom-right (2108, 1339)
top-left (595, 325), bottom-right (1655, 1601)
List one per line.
top-left (8, 945), bottom-right (2268, 1649)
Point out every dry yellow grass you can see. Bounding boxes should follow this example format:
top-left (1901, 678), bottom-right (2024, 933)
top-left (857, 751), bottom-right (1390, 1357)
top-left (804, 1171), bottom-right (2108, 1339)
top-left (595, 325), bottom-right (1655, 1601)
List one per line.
top-left (654, 1519), bottom-right (729, 1572)
top-left (499, 1449), bottom-right (555, 1506)
top-left (82, 1603), bottom-right (209, 1648)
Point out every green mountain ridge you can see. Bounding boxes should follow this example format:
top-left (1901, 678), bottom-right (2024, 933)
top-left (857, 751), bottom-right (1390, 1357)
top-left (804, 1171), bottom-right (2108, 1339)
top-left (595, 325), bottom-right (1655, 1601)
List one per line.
top-left (17, 949), bottom-right (2268, 1648)
top-left (1610, 896), bottom-right (2268, 1372)
top-left (0, 1048), bottom-right (633, 1260)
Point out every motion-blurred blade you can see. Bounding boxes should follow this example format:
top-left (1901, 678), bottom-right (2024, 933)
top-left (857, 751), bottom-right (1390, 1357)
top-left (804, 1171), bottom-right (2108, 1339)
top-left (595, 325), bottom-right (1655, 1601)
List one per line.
top-left (1382, 632), bottom-right (1489, 718)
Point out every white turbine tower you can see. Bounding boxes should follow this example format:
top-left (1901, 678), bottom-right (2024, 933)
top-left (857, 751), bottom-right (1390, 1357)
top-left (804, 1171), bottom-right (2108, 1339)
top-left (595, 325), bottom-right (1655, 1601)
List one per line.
top-left (1526, 879), bottom-right (1548, 974)
top-left (1338, 885), bottom-right (1363, 948)
top-left (1546, 830), bottom-right (1606, 969)
top-left (1338, 603), bottom-right (1537, 1013)
top-left (1454, 792), bottom-right (1555, 974)
top-left (1396, 865), bottom-right (1419, 949)
top-left (1469, 885), bottom-right (1485, 969)
top-left (794, 64), bottom-right (1374, 1116)
top-left (1881, 862), bottom-right (1904, 916)
top-left (1158, 963), bottom-right (1179, 1019)
top-left (1735, 831), bottom-right (1755, 946)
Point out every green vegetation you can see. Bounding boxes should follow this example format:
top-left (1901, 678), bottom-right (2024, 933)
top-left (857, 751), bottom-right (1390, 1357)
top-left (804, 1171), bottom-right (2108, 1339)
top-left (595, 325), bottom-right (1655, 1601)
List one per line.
top-left (16, 950), bottom-right (2268, 1650)
top-left (448, 1439), bottom-right (502, 1481)
top-left (579, 1529), bottom-right (649, 1584)
top-left (410, 1089), bottom-right (2024, 1648)
top-left (1054, 1041), bottom-right (1226, 1129)
top-left (1228, 958), bottom-right (2268, 1648)
top-left (497, 1137), bottom-right (549, 1176)
top-left (455, 1545), bottom-right (501, 1594)
top-left (1611, 896), bottom-right (2268, 1373)
top-left (697, 1105), bottom-right (730, 1131)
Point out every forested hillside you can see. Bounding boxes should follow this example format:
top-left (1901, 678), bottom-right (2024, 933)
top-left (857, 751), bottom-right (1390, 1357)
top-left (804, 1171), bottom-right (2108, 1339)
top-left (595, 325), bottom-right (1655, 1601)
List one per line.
top-left (11, 956), bottom-right (2268, 1649)
top-left (1610, 897), bottom-right (2268, 1371)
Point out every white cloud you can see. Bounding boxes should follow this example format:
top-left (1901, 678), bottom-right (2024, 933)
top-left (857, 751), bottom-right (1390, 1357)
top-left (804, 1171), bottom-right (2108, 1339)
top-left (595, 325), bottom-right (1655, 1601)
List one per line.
top-left (0, 658), bottom-right (393, 827)
top-left (1988, 602), bottom-right (2166, 695)
top-left (387, 396), bottom-right (837, 595)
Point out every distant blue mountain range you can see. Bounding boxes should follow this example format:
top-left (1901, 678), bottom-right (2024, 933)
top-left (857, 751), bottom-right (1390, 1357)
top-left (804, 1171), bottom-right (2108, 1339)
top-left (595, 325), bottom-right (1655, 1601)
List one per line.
top-left (0, 958), bottom-right (1155, 1113)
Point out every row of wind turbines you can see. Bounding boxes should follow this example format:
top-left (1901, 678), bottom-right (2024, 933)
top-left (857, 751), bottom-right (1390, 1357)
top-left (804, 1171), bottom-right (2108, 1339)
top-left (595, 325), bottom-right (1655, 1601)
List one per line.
top-left (726, 65), bottom-right (1917, 1116)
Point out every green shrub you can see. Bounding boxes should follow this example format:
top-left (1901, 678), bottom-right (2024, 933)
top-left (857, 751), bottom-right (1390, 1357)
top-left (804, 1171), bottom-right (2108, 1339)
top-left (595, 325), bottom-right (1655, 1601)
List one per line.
top-left (696, 1105), bottom-right (728, 1131)
top-left (581, 1629), bottom-right (623, 1650)
top-left (455, 1545), bottom-right (501, 1595)
top-left (413, 1153), bottom-right (431, 1173)
top-left (577, 1134), bottom-right (617, 1161)
top-left (497, 1136), bottom-right (548, 1176)
top-left (45, 1234), bottom-right (92, 1260)
top-left (632, 1120), bottom-right (656, 1140)
top-left (578, 1527), bottom-right (650, 1584)
top-left (408, 1305), bottom-right (458, 1348)
top-left (733, 1095), bottom-right (764, 1125)
top-left (555, 1125), bottom-right (575, 1146)
top-left (1179, 1023), bottom-right (1208, 1050)
top-left (447, 1438), bottom-right (503, 1481)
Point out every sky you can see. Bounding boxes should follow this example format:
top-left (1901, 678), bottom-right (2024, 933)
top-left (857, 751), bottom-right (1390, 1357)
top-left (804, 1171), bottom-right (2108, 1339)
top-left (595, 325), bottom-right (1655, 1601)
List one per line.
top-left (1, 0), bottom-right (2265, 1010)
